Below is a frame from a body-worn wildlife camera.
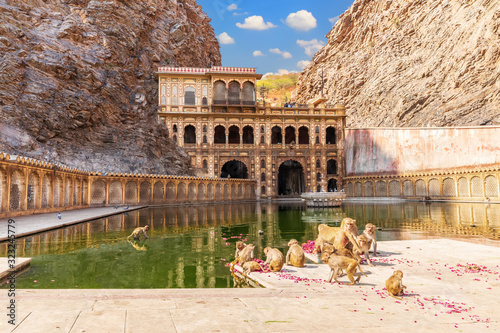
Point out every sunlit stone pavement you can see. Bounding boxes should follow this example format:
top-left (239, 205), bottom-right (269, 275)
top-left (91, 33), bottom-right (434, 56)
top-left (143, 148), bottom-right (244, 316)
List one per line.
top-left (2, 238), bottom-right (499, 332)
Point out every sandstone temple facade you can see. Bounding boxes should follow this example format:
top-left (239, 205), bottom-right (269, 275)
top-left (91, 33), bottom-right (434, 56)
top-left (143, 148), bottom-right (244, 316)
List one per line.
top-left (156, 66), bottom-right (346, 198)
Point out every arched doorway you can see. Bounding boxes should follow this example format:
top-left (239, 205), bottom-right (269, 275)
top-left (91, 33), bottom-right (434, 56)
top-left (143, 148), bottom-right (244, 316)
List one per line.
top-left (298, 126), bottom-right (309, 144)
top-left (220, 160), bottom-right (248, 179)
top-left (285, 126), bottom-right (296, 144)
top-left (214, 125), bottom-right (226, 144)
top-left (271, 126), bottom-right (282, 144)
top-left (184, 125), bottom-right (196, 144)
top-left (328, 179), bottom-right (338, 192)
top-left (327, 159), bottom-right (338, 175)
top-left (326, 126), bottom-right (336, 144)
top-left (278, 160), bottom-right (305, 196)
top-left (228, 125), bottom-right (240, 144)
top-left (242, 126), bottom-right (254, 144)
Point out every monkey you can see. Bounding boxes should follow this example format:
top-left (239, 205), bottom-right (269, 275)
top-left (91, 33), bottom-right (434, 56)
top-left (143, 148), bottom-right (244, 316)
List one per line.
top-left (314, 221), bottom-right (360, 254)
top-left (127, 225), bottom-right (149, 240)
top-left (340, 217), bottom-right (359, 238)
top-left (236, 244), bottom-right (255, 264)
top-left (286, 239), bottom-right (305, 267)
top-left (363, 223), bottom-right (378, 256)
top-left (321, 247), bottom-right (357, 277)
top-left (263, 247), bottom-right (285, 272)
top-left (242, 261), bottom-right (263, 274)
top-left (322, 251), bottom-right (367, 285)
top-left (235, 241), bottom-right (247, 258)
top-left (385, 270), bottom-right (407, 300)
top-left (353, 234), bottom-right (374, 266)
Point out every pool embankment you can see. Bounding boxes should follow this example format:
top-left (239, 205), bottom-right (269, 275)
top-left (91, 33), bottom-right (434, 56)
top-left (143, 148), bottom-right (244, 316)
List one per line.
top-left (4, 239), bottom-right (500, 332)
top-left (0, 257), bottom-right (31, 281)
top-left (0, 206), bottom-right (145, 242)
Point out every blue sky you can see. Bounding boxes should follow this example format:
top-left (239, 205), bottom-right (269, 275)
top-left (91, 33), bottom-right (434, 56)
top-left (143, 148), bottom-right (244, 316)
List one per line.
top-left (197, 0), bottom-right (355, 75)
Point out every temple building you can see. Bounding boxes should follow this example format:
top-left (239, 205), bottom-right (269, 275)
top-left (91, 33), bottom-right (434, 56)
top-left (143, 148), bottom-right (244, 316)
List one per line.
top-left (156, 66), bottom-right (346, 198)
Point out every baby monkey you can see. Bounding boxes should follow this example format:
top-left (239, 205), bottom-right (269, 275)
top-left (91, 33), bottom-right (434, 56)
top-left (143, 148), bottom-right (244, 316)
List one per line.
top-left (353, 234), bottom-right (374, 266)
top-left (127, 225), bottom-right (149, 240)
top-left (322, 250), bottom-right (367, 285)
top-left (385, 270), bottom-right (407, 300)
top-left (242, 261), bottom-right (263, 274)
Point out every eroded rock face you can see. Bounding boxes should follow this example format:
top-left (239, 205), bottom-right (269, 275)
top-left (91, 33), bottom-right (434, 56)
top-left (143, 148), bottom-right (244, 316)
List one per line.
top-left (0, 0), bottom-right (221, 174)
top-left (296, 0), bottom-right (500, 128)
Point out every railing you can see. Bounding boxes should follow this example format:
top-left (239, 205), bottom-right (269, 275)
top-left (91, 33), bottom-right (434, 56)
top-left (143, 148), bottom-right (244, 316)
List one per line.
top-left (344, 166), bottom-right (500, 202)
top-left (0, 152), bottom-right (257, 219)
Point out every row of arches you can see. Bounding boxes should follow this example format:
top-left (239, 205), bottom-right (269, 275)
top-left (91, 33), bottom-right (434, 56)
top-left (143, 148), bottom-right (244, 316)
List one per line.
top-left (90, 180), bottom-right (255, 204)
top-left (0, 164), bottom-right (257, 216)
top-left (346, 174), bottom-right (500, 198)
top-left (0, 167), bottom-right (89, 213)
top-left (178, 124), bottom-right (337, 145)
top-left (213, 80), bottom-right (256, 105)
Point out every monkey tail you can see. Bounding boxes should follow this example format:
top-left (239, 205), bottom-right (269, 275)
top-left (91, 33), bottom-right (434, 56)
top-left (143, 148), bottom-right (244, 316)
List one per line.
top-left (389, 293), bottom-right (403, 300)
top-left (357, 263), bottom-right (367, 277)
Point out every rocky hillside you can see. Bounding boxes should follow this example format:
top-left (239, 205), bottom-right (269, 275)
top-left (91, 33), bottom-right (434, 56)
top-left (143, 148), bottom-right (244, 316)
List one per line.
top-left (0, 0), bottom-right (220, 174)
top-left (296, 0), bottom-right (500, 128)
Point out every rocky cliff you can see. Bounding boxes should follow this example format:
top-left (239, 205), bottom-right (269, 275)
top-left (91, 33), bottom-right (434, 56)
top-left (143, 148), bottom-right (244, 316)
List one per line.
top-left (0, 0), bottom-right (220, 174)
top-left (296, 0), bottom-right (500, 128)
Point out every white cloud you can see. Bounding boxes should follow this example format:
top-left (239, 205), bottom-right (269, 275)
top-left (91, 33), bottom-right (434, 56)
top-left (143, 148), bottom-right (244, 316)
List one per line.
top-left (277, 69), bottom-right (290, 75)
top-left (253, 50), bottom-right (264, 57)
top-left (227, 3), bottom-right (238, 11)
top-left (329, 16), bottom-right (340, 26)
top-left (297, 60), bottom-right (311, 70)
top-left (296, 39), bottom-right (325, 56)
top-left (285, 10), bottom-right (317, 31)
top-left (217, 32), bottom-right (235, 45)
top-left (236, 15), bottom-right (277, 30)
top-left (269, 48), bottom-right (292, 59)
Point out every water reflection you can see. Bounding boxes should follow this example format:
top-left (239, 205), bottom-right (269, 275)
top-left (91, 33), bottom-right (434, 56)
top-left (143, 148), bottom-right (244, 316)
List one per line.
top-left (0, 201), bottom-right (498, 289)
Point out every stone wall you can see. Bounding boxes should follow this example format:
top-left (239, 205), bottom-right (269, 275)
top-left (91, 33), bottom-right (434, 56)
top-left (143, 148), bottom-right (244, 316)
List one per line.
top-left (345, 127), bottom-right (500, 176)
top-left (0, 153), bottom-right (256, 219)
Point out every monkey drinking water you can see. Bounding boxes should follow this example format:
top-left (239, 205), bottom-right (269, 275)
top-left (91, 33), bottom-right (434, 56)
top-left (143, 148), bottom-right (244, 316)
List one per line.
top-left (127, 225), bottom-right (149, 240)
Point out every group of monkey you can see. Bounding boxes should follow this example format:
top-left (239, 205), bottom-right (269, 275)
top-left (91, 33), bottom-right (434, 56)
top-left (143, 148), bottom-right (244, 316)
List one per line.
top-left (128, 220), bottom-right (406, 299)
top-left (234, 217), bottom-right (407, 300)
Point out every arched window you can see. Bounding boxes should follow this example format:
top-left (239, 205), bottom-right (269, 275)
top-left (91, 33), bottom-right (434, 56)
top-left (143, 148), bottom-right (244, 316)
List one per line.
top-left (242, 81), bottom-right (255, 105)
top-left (260, 136), bottom-right (265, 144)
top-left (271, 126), bottom-right (282, 144)
top-left (184, 86), bottom-right (196, 105)
top-left (202, 97), bottom-right (207, 105)
top-left (261, 159), bottom-right (266, 168)
top-left (316, 160), bottom-right (320, 168)
top-left (214, 125), bottom-right (226, 144)
top-left (298, 126), bottom-right (309, 144)
top-left (160, 96), bottom-right (166, 105)
top-left (315, 126), bottom-right (320, 134)
top-left (203, 125), bottom-right (207, 132)
top-left (327, 160), bottom-right (338, 174)
top-left (173, 125), bottom-right (177, 133)
top-left (261, 173), bottom-right (266, 181)
top-left (261, 186), bottom-right (266, 195)
top-left (315, 136), bottom-right (320, 144)
top-left (202, 160), bottom-right (208, 169)
top-left (184, 125), bottom-right (196, 144)
top-left (260, 126), bottom-right (265, 133)
top-left (326, 126), bottom-right (336, 144)
top-left (228, 125), bottom-right (240, 144)
top-left (243, 126), bottom-right (254, 144)
top-left (316, 172), bottom-right (321, 181)
top-left (285, 126), bottom-right (296, 144)
top-left (203, 135), bottom-right (207, 143)
top-left (213, 81), bottom-right (226, 104)
top-left (228, 81), bottom-right (241, 105)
